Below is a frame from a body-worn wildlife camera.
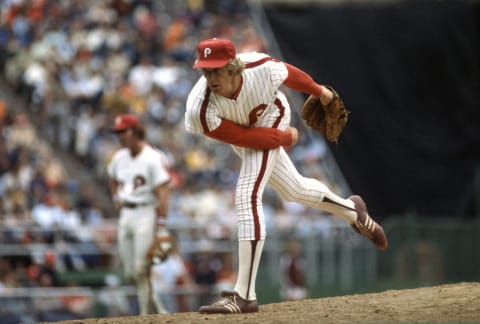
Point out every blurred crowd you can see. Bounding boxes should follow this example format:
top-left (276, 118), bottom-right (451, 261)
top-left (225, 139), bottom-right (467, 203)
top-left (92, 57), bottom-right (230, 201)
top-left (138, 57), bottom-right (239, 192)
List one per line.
top-left (0, 0), bottom-right (341, 318)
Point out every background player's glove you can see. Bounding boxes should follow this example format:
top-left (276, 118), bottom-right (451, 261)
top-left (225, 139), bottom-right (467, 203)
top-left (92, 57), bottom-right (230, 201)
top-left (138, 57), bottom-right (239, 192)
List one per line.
top-left (147, 228), bottom-right (175, 265)
top-left (300, 86), bottom-right (349, 143)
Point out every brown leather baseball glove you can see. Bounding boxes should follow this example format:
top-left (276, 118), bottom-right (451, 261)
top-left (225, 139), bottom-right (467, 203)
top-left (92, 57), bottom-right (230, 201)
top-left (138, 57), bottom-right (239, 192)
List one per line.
top-left (300, 86), bottom-right (349, 143)
top-left (147, 228), bottom-right (175, 265)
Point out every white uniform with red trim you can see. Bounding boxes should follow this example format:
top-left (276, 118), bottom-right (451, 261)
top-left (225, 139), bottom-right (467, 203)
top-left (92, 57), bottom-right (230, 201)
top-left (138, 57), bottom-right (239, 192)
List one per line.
top-left (107, 144), bottom-right (170, 314)
top-left (186, 52), bottom-right (334, 242)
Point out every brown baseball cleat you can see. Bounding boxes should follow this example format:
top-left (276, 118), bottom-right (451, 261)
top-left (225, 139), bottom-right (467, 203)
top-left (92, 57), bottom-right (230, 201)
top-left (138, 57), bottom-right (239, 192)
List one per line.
top-left (199, 291), bottom-right (259, 314)
top-left (349, 195), bottom-right (388, 250)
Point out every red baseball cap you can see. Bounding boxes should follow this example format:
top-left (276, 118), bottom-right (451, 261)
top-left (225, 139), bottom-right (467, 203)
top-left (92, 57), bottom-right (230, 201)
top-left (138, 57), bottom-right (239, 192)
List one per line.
top-left (112, 114), bottom-right (141, 132)
top-left (193, 38), bottom-right (236, 69)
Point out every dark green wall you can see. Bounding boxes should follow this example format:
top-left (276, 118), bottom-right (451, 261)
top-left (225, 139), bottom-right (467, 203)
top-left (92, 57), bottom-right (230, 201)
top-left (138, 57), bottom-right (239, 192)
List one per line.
top-left (265, 1), bottom-right (480, 220)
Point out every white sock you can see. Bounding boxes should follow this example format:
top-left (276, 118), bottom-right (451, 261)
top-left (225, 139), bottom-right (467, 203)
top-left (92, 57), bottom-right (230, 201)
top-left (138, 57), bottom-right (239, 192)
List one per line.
top-left (320, 192), bottom-right (357, 224)
top-left (234, 240), bottom-right (265, 300)
top-left (136, 274), bottom-right (150, 315)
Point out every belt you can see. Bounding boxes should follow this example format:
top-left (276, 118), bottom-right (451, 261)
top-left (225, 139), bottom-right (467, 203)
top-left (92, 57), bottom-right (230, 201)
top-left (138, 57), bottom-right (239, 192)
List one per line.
top-left (121, 202), bottom-right (152, 209)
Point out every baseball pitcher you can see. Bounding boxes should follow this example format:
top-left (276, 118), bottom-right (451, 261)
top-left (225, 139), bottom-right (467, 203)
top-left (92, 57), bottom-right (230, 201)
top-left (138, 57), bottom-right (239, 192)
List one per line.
top-left (185, 38), bottom-right (388, 314)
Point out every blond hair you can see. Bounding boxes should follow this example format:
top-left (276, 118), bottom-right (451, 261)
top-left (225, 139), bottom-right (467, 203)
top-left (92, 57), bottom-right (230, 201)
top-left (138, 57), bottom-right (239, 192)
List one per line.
top-left (227, 57), bottom-right (245, 75)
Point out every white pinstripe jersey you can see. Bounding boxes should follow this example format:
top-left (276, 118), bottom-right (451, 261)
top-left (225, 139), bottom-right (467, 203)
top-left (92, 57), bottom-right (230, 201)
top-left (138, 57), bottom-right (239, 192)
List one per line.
top-left (107, 145), bottom-right (170, 204)
top-left (185, 52), bottom-right (289, 134)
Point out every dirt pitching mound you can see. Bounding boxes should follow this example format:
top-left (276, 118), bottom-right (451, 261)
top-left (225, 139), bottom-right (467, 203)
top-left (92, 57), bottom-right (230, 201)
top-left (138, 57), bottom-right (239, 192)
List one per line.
top-left (41, 282), bottom-right (480, 323)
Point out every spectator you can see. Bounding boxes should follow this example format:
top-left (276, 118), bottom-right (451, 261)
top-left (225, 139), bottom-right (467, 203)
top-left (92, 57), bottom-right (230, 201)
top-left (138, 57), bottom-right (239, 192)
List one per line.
top-left (151, 244), bottom-right (193, 313)
top-left (128, 54), bottom-right (156, 97)
top-left (31, 193), bottom-right (61, 238)
top-left (191, 250), bottom-right (220, 309)
top-left (97, 274), bottom-right (130, 316)
top-left (279, 240), bottom-right (307, 301)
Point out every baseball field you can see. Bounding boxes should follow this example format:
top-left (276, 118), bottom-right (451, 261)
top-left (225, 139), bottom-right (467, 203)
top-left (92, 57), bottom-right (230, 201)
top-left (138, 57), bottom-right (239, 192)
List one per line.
top-left (39, 282), bottom-right (480, 323)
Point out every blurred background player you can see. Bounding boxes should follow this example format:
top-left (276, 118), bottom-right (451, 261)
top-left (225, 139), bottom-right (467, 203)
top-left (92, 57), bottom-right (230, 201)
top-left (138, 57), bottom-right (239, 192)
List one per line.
top-left (185, 38), bottom-right (387, 314)
top-left (107, 114), bottom-right (171, 314)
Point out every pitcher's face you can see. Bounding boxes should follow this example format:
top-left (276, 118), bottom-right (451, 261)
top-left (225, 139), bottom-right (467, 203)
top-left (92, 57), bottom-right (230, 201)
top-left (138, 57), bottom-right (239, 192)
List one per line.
top-left (202, 65), bottom-right (237, 98)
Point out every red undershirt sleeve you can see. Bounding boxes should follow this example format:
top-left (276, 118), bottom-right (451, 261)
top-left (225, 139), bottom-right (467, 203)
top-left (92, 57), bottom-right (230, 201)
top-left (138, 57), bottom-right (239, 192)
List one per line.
top-left (205, 119), bottom-right (292, 150)
top-left (283, 63), bottom-right (323, 97)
